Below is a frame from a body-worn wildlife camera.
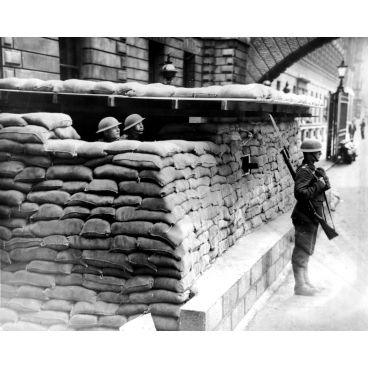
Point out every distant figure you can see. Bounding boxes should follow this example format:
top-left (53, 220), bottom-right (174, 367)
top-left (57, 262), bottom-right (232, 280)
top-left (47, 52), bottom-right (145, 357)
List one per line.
top-left (360, 119), bottom-right (365, 139)
top-left (120, 114), bottom-right (145, 141)
top-left (96, 117), bottom-right (122, 143)
top-left (348, 118), bottom-right (357, 141)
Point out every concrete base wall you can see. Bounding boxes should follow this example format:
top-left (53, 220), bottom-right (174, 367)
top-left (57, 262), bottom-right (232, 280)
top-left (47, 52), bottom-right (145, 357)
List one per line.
top-left (179, 210), bottom-right (294, 331)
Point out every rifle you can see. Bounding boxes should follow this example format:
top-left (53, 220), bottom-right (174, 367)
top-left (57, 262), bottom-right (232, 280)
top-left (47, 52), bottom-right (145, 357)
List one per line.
top-left (269, 114), bottom-right (338, 241)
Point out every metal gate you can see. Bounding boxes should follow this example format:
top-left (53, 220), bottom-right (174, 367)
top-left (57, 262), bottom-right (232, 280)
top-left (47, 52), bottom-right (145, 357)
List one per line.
top-left (327, 91), bottom-right (349, 159)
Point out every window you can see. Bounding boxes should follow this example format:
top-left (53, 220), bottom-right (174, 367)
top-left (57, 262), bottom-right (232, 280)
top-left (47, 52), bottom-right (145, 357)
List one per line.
top-left (59, 38), bottom-right (80, 80)
top-left (149, 40), bottom-right (165, 83)
top-left (183, 52), bottom-right (195, 87)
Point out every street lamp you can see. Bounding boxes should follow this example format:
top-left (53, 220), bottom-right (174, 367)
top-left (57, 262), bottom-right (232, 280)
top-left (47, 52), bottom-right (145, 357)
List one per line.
top-left (337, 59), bottom-right (348, 92)
top-left (160, 54), bottom-right (177, 85)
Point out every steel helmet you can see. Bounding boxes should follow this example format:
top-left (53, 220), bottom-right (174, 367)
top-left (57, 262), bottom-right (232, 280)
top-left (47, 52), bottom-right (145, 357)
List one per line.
top-left (96, 117), bottom-right (121, 134)
top-left (123, 114), bottom-right (145, 131)
top-left (300, 138), bottom-right (323, 152)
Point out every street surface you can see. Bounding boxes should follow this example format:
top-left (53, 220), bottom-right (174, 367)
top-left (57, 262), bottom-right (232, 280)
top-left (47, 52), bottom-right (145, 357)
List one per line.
top-left (242, 131), bottom-right (368, 331)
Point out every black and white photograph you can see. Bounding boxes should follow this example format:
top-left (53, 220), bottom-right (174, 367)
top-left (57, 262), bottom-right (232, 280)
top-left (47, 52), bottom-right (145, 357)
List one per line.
top-left (0, 1), bottom-right (367, 367)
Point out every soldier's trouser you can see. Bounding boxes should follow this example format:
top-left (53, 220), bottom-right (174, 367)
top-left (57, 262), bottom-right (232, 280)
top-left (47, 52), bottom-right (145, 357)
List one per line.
top-left (292, 220), bottom-right (319, 268)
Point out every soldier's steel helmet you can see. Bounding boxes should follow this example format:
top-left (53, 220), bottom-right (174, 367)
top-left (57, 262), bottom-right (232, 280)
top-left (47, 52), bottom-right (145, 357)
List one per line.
top-left (123, 114), bottom-right (145, 131)
top-left (96, 117), bottom-right (121, 134)
top-left (300, 138), bottom-right (323, 152)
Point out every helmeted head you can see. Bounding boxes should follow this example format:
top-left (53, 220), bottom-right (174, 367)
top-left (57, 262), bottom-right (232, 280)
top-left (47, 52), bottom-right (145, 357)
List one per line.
top-left (300, 138), bottom-right (323, 162)
top-left (96, 117), bottom-right (121, 142)
top-left (123, 114), bottom-right (145, 140)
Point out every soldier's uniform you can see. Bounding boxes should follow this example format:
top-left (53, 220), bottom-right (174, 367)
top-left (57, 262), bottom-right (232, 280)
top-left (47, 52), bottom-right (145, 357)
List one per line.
top-left (290, 139), bottom-right (330, 296)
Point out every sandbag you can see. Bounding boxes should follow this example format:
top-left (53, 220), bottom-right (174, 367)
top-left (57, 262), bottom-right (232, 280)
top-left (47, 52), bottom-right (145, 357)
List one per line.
top-left (80, 219), bottom-right (111, 238)
top-left (30, 204), bottom-right (63, 222)
top-left (137, 236), bottom-right (190, 261)
top-left (112, 195), bottom-right (142, 208)
top-left (21, 78), bottom-right (45, 91)
top-left (31, 180), bottom-right (63, 192)
top-left (60, 206), bottom-right (90, 220)
top-left (194, 85), bottom-right (223, 98)
top-left (0, 161), bottom-right (26, 178)
top-left (124, 275), bottom-right (154, 294)
top-left (0, 178), bottom-right (33, 193)
top-left (91, 81), bottom-right (118, 94)
top-left (16, 285), bottom-right (49, 300)
top-left (53, 157), bottom-right (86, 165)
top-left (118, 181), bottom-right (176, 198)
top-left (115, 82), bottom-right (143, 95)
top-left (129, 289), bottom-right (190, 304)
top-left (68, 314), bottom-right (98, 329)
top-left (41, 299), bottom-right (74, 312)
top-left (0, 138), bottom-right (25, 153)
top-left (12, 224), bottom-right (36, 238)
top-left (97, 315), bottom-right (127, 328)
top-left (2, 262), bottom-right (28, 272)
top-left (54, 126), bottom-right (81, 140)
top-left (27, 190), bottom-right (71, 206)
top-left (113, 152), bottom-right (174, 171)
top-left (152, 315), bottom-right (179, 331)
top-left (27, 260), bottom-right (73, 275)
top-left (71, 301), bottom-right (119, 316)
top-left (0, 78), bottom-right (27, 90)
top-left (44, 285), bottom-right (97, 303)
top-left (65, 193), bottom-right (114, 207)
top-left (29, 219), bottom-right (84, 237)
top-left (102, 267), bottom-right (132, 279)
top-left (127, 253), bottom-right (157, 271)
top-left (88, 207), bottom-right (115, 220)
top-left (138, 192), bottom-right (187, 213)
top-left (34, 79), bottom-right (64, 92)
top-left (1, 284), bottom-right (19, 298)
top-left (110, 235), bottom-right (137, 254)
top-left (71, 264), bottom-right (102, 276)
top-left (24, 143), bottom-right (49, 157)
top-left (0, 204), bottom-right (11, 218)
top-left (55, 249), bottom-right (85, 265)
top-left (0, 217), bottom-right (27, 229)
top-left (116, 303), bottom-right (149, 316)
top-left (0, 225), bottom-right (16, 240)
top-left (7, 298), bottom-right (44, 313)
top-left (126, 83), bottom-right (176, 98)
top-left (0, 126), bottom-right (55, 143)
top-left (60, 79), bottom-right (97, 93)
top-left (46, 165), bottom-right (93, 181)
top-left (60, 181), bottom-right (88, 194)
top-left (219, 83), bottom-right (271, 99)
top-left (149, 302), bottom-right (184, 318)
top-left (19, 310), bottom-right (69, 325)
top-left (82, 274), bottom-right (126, 293)
top-left (93, 164), bottom-right (138, 181)
top-left (22, 112), bottom-right (72, 131)
top-left (2, 321), bottom-right (48, 331)
top-left (68, 235), bottom-right (112, 250)
top-left (83, 155), bottom-right (113, 169)
top-left (40, 235), bottom-right (70, 251)
top-left (85, 179), bottom-right (118, 195)
top-left (0, 307), bottom-right (18, 324)
top-left (14, 166), bottom-right (46, 183)
top-left (55, 273), bottom-right (83, 286)
top-left (44, 139), bottom-right (81, 158)
top-left (111, 221), bottom-right (153, 237)
top-left (82, 250), bottom-right (133, 272)
top-left (0, 249), bottom-right (11, 264)
top-left (154, 272), bottom-right (195, 293)
top-left (139, 167), bottom-right (178, 186)
top-left (115, 206), bottom-right (185, 225)
top-left (10, 154), bottom-right (52, 169)
top-left (9, 247), bottom-right (58, 262)
top-left (103, 140), bottom-right (140, 155)
top-left (76, 142), bottom-right (108, 158)
top-left (96, 291), bottom-right (130, 304)
top-left (3, 237), bottom-right (42, 251)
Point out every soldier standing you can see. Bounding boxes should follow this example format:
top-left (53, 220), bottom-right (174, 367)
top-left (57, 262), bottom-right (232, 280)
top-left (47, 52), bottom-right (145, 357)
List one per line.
top-left (291, 138), bottom-right (331, 296)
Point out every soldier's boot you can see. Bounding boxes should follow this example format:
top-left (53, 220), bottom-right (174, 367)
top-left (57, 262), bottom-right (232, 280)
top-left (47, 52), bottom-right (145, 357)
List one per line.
top-left (293, 265), bottom-right (317, 296)
top-left (304, 264), bottom-right (323, 292)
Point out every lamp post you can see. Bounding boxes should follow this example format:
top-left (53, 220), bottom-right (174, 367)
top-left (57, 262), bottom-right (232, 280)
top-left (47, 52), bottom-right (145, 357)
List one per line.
top-left (327, 59), bottom-right (349, 160)
top-left (337, 59), bottom-right (348, 92)
top-left (160, 54), bottom-right (177, 85)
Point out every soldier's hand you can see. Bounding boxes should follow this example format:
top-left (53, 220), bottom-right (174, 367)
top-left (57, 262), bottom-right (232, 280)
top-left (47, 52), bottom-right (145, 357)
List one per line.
top-left (318, 177), bottom-right (326, 188)
top-left (118, 134), bottom-right (128, 141)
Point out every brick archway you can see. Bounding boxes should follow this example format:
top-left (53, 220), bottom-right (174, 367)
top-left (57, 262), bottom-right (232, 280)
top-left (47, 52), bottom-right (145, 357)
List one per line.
top-left (247, 37), bottom-right (339, 84)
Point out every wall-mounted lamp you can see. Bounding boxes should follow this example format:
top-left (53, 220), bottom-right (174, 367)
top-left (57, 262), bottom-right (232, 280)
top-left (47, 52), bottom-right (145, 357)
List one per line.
top-left (337, 59), bottom-right (348, 93)
top-left (160, 54), bottom-right (177, 85)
